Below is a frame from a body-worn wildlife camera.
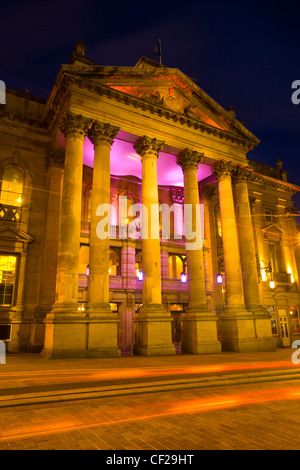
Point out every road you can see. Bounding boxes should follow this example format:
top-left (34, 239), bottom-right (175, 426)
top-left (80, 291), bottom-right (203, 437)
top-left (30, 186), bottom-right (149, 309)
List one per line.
top-left (0, 376), bottom-right (300, 450)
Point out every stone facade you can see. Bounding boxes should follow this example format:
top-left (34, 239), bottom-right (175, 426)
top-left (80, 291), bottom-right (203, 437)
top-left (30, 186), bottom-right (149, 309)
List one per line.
top-left (0, 42), bottom-right (299, 357)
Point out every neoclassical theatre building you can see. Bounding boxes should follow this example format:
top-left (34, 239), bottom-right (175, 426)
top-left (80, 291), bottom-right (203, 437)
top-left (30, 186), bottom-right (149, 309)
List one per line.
top-left (0, 40), bottom-right (299, 358)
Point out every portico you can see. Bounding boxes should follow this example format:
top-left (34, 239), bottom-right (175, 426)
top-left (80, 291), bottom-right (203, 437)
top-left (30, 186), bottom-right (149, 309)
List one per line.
top-left (21, 42), bottom-right (294, 358)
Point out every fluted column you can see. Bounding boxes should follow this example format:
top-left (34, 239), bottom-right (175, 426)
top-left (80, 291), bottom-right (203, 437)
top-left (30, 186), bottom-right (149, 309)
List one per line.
top-left (201, 184), bottom-right (222, 311)
top-left (213, 161), bottom-right (276, 352)
top-left (87, 122), bottom-right (119, 309)
top-left (233, 167), bottom-right (264, 310)
top-left (233, 167), bottom-right (276, 350)
top-left (85, 121), bottom-right (120, 356)
top-left (55, 112), bottom-right (93, 311)
top-left (37, 146), bottom-right (64, 316)
top-left (213, 161), bottom-right (246, 311)
top-left (133, 136), bottom-right (175, 356)
top-left (42, 112), bottom-right (93, 358)
top-left (177, 150), bottom-right (221, 354)
top-left (32, 146), bottom-right (64, 352)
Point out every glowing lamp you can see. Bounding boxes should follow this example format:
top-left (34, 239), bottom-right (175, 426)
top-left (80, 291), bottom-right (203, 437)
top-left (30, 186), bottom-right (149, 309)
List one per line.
top-left (86, 265), bottom-right (89, 277)
top-left (270, 280), bottom-right (275, 289)
top-left (217, 273), bottom-right (223, 285)
top-left (137, 270), bottom-right (143, 281)
top-left (180, 271), bottom-right (187, 283)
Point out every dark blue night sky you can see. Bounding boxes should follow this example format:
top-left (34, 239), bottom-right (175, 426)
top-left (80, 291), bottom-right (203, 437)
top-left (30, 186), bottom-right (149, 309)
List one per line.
top-left (1, 0), bottom-right (299, 209)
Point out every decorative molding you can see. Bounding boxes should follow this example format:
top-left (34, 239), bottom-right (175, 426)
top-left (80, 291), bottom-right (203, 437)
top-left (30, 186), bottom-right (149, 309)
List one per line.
top-left (247, 160), bottom-right (285, 181)
top-left (59, 111), bottom-right (93, 139)
top-left (232, 165), bottom-right (250, 183)
top-left (170, 187), bottom-right (184, 203)
top-left (46, 145), bottom-right (65, 169)
top-left (285, 205), bottom-right (299, 219)
top-left (133, 136), bottom-right (164, 158)
top-left (212, 160), bottom-right (234, 181)
top-left (88, 121), bottom-right (119, 148)
top-left (201, 184), bottom-right (216, 200)
top-left (44, 74), bottom-right (257, 151)
top-left (177, 148), bottom-right (204, 172)
top-left (0, 104), bottom-right (46, 129)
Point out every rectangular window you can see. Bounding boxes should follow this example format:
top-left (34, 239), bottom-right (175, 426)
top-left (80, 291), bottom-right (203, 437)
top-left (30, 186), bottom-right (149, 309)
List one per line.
top-left (265, 209), bottom-right (273, 223)
top-left (0, 255), bottom-right (17, 306)
top-left (290, 306), bottom-right (300, 335)
top-left (268, 243), bottom-right (284, 273)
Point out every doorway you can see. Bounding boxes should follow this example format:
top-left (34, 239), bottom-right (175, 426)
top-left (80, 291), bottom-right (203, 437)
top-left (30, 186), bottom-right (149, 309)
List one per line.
top-left (278, 309), bottom-right (291, 347)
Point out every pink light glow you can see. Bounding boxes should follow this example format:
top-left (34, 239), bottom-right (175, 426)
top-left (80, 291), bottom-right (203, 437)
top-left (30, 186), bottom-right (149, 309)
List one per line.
top-left (82, 138), bottom-right (212, 186)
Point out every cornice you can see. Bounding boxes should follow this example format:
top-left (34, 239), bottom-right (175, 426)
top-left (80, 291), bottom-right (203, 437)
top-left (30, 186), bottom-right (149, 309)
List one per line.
top-left (44, 73), bottom-right (259, 151)
top-left (246, 167), bottom-right (298, 194)
top-left (0, 104), bottom-right (47, 129)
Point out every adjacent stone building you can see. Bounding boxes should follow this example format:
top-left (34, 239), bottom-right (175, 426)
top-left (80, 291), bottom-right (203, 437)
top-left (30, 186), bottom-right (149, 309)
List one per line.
top-left (0, 41), bottom-right (299, 357)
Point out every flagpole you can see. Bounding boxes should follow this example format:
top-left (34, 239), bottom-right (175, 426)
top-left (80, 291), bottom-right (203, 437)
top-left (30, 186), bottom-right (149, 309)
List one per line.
top-left (159, 38), bottom-right (162, 65)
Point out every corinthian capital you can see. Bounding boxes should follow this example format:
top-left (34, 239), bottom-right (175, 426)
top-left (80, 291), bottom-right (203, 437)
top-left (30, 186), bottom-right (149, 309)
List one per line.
top-left (133, 136), bottom-right (164, 158)
top-left (46, 145), bottom-right (65, 169)
top-left (59, 112), bottom-right (93, 139)
top-left (177, 148), bottom-right (204, 172)
top-left (213, 160), bottom-right (234, 181)
top-left (88, 121), bottom-right (119, 148)
top-left (232, 166), bottom-right (251, 183)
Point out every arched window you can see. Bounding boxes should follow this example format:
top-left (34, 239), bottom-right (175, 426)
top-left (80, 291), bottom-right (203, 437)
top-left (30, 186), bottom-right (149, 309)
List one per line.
top-left (109, 248), bottom-right (121, 276)
top-left (0, 166), bottom-right (24, 207)
top-left (0, 255), bottom-right (17, 306)
top-left (169, 254), bottom-right (185, 280)
top-left (79, 245), bottom-right (89, 274)
top-left (135, 249), bottom-right (142, 278)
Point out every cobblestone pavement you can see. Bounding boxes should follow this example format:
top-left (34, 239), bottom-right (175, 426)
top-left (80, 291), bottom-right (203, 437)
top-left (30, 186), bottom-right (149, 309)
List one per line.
top-left (0, 378), bottom-right (300, 450)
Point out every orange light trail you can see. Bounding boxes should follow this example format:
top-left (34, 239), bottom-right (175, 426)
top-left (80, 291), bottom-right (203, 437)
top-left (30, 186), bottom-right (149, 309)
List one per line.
top-left (0, 385), bottom-right (300, 443)
top-left (0, 361), bottom-right (298, 386)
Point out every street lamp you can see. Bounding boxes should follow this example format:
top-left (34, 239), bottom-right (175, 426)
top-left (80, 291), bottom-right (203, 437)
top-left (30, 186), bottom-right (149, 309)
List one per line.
top-left (180, 258), bottom-right (187, 283)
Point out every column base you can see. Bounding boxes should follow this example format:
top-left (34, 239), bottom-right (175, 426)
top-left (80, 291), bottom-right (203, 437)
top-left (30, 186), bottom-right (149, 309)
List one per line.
top-left (181, 307), bottom-right (221, 355)
top-left (133, 304), bottom-right (175, 356)
top-left (220, 310), bottom-right (277, 352)
top-left (86, 303), bottom-right (121, 357)
top-left (41, 303), bottom-right (120, 359)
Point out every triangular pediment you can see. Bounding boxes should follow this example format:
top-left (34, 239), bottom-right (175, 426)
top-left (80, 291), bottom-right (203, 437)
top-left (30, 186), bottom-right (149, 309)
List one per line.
top-left (262, 223), bottom-right (284, 233)
top-left (0, 223), bottom-right (33, 243)
top-left (54, 58), bottom-right (259, 146)
top-left (262, 223), bottom-right (284, 241)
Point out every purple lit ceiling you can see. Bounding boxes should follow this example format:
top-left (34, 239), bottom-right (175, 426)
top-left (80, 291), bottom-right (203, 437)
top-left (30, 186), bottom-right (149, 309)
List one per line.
top-left (82, 138), bottom-right (212, 186)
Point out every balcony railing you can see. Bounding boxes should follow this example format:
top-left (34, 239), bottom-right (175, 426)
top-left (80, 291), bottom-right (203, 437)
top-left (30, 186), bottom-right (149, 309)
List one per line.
top-left (81, 221), bottom-right (186, 244)
top-left (248, 160), bottom-right (286, 181)
top-left (273, 272), bottom-right (292, 285)
top-left (0, 204), bottom-right (22, 222)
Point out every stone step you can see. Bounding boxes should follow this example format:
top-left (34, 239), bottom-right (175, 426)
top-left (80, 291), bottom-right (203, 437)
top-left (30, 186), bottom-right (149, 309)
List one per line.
top-left (1, 367), bottom-right (300, 408)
